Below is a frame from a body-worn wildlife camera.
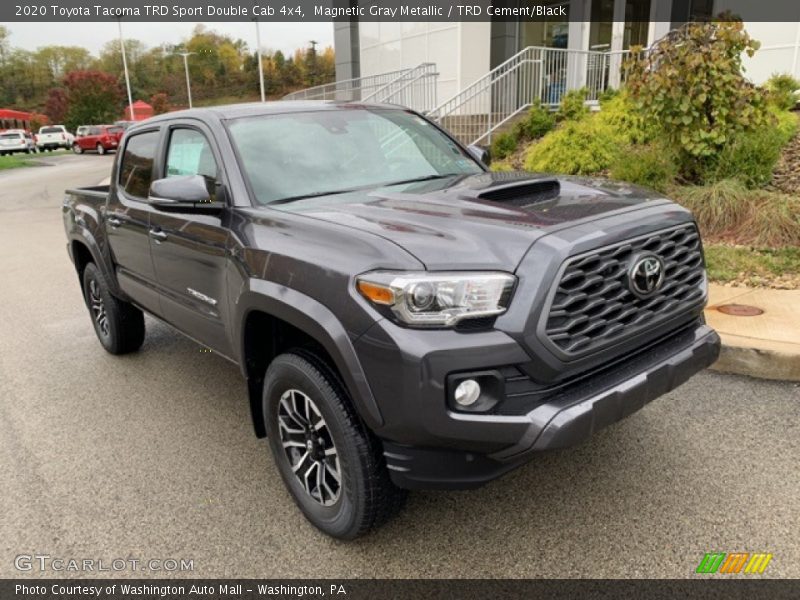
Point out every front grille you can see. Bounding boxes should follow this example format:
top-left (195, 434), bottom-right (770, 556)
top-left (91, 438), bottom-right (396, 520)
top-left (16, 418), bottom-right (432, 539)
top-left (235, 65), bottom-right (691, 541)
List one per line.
top-left (543, 224), bottom-right (705, 357)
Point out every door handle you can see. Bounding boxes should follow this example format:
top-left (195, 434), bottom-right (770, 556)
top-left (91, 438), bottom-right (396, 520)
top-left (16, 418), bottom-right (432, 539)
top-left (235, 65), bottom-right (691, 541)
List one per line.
top-left (107, 216), bottom-right (122, 228)
top-left (149, 228), bottom-right (168, 242)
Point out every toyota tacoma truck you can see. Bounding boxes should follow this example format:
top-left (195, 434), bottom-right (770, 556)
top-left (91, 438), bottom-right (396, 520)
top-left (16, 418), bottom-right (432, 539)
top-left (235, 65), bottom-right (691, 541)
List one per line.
top-left (63, 102), bottom-right (720, 539)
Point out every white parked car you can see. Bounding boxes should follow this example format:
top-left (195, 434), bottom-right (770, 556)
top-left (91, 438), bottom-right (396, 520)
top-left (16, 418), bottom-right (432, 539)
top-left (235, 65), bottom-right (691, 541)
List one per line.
top-left (36, 125), bottom-right (74, 151)
top-left (0, 129), bottom-right (37, 155)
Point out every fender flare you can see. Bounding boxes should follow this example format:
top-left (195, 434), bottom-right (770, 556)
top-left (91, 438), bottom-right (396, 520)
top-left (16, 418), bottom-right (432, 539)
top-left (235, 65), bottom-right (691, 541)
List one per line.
top-left (235, 278), bottom-right (384, 431)
top-left (67, 230), bottom-right (122, 296)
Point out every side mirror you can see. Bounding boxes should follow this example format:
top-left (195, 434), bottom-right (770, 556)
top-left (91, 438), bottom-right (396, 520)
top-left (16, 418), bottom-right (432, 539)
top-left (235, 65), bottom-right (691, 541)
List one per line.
top-left (467, 144), bottom-right (491, 166)
top-left (148, 175), bottom-right (224, 213)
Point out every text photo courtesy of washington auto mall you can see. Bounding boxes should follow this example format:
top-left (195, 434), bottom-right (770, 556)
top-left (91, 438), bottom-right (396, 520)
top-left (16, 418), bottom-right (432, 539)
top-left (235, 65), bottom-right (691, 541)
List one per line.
top-left (1, 0), bottom-right (799, 598)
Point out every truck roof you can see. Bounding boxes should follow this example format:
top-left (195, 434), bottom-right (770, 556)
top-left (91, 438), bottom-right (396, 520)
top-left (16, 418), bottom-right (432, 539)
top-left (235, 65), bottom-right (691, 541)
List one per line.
top-left (134, 100), bottom-right (406, 127)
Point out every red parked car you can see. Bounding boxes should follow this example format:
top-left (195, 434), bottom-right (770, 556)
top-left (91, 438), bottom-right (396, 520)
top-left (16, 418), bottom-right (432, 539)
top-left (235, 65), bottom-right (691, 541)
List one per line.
top-left (72, 125), bottom-right (124, 155)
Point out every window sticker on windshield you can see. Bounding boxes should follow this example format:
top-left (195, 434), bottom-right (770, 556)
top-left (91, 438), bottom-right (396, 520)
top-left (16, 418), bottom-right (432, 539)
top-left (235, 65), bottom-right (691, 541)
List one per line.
top-left (455, 159), bottom-right (474, 169)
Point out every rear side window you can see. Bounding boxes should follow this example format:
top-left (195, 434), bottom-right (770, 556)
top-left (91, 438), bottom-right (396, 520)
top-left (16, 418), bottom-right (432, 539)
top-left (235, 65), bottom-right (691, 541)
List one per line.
top-left (118, 130), bottom-right (159, 199)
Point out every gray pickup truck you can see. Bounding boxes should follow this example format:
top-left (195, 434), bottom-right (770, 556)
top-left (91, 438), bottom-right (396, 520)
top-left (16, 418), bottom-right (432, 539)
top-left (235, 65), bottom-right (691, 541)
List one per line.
top-left (63, 102), bottom-right (720, 539)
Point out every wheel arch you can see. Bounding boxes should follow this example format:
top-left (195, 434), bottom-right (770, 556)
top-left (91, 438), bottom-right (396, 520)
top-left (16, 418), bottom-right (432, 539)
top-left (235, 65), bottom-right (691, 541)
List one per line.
top-left (68, 232), bottom-right (121, 296)
top-left (235, 279), bottom-right (384, 438)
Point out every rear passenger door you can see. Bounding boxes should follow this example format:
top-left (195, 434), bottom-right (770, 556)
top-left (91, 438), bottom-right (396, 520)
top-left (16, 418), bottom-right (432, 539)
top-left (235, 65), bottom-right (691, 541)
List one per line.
top-left (106, 128), bottom-right (163, 316)
top-left (149, 123), bottom-right (233, 356)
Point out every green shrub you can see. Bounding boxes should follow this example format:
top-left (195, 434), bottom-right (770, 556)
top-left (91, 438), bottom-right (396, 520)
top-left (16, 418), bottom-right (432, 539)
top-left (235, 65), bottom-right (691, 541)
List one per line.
top-left (698, 109), bottom-right (797, 188)
top-left (599, 87), bottom-right (619, 105)
top-left (524, 118), bottom-right (620, 175)
top-left (626, 21), bottom-right (768, 175)
top-left (771, 105), bottom-right (799, 143)
top-left (609, 143), bottom-right (677, 192)
top-left (557, 87), bottom-right (589, 121)
top-left (595, 92), bottom-right (655, 145)
top-left (491, 131), bottom-right (519, 160)
top-left (765, 73), bottom-right (800, 110)
top-left (521, 101), bottom-right (556, 139)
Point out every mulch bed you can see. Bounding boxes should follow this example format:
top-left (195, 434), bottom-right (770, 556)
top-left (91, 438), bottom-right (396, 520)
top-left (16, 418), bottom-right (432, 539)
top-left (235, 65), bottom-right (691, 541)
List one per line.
top-left (769, 118), bottom-right (800, 195)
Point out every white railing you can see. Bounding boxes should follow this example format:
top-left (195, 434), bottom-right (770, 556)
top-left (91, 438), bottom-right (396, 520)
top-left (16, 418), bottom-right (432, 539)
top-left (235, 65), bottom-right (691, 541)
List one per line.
top-left (282, 68), bottom-right (414, 102)
top-left (429, 46), bottom-right (632, 145)
top-left (363, 63), bottom-right (439, 113)
top-left (282, 63), bottom-right (439, 112)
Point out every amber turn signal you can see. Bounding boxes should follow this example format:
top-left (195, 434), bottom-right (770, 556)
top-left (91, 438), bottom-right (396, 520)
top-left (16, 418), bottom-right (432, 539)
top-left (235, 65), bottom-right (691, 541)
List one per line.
top-left (357, 280), bottom-right (395, 305)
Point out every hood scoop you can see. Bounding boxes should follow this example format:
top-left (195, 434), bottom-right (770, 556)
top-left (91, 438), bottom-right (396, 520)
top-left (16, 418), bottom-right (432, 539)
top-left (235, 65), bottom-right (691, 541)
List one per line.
top-left (474, 178), bottom-right (561, 208)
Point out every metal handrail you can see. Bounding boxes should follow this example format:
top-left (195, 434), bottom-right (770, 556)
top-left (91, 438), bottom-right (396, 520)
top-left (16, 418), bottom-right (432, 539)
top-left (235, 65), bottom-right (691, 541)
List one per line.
top-left (429, 45), bottom-right (633, 145)
top-left (282, 67), bottom-right (415, 101)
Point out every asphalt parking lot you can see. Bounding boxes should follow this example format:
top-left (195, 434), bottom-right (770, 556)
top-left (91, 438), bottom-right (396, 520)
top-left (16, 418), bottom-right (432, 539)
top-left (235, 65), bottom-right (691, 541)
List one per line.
top-left (1, 154), bottom-right (798, 578)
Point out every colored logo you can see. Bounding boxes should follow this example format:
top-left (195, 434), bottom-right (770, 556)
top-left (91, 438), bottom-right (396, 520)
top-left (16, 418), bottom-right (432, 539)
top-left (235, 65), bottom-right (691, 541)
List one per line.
top-left (628, 253), bottom-right (665, 297)
top-left (696, 552), bottom-right (773, 574)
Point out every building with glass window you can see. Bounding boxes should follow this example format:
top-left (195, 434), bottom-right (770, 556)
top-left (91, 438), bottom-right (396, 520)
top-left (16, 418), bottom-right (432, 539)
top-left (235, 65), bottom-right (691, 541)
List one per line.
top-left (334, 1), bottom-right (800, 104)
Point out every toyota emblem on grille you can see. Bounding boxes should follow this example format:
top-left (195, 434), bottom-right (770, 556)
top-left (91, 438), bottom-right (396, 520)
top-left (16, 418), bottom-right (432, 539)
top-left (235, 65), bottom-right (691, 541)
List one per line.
top-left (628, 254), bottom-right (665, 297)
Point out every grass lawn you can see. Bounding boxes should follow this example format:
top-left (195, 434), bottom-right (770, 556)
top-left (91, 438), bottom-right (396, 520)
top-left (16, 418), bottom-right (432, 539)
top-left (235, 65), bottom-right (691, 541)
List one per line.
top-left (0, 150), bottom-right (69, 171)
top-left (704, 244), bottom-right (800, 289)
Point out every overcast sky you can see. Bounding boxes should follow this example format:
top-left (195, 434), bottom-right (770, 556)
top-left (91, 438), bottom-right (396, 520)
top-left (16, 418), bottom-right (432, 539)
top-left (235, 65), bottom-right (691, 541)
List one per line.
top-left (5, 22), bottom-right (334, 56)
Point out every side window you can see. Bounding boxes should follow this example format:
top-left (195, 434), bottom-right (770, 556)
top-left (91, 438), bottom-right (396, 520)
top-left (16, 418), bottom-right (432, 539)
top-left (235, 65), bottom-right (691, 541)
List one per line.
top-left (165, 128), bottom-right (219, 199)
top-left (118, 130), bottom-right (159, 199)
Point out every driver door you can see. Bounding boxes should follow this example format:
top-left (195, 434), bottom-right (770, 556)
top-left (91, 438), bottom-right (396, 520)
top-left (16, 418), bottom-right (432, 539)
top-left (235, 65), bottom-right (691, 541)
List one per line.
top-left (149, 123), bottom-right (233, 357)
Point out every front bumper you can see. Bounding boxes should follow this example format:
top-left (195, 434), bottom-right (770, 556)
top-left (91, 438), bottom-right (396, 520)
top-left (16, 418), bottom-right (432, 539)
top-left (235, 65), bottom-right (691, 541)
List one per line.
top-left (357, 320), bottom-right (719, 490)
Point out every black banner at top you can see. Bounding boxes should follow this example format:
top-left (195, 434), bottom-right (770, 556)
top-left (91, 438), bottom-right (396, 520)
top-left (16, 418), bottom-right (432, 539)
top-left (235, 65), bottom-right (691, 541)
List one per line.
top-left (3, 0), bottom-right (800, 22)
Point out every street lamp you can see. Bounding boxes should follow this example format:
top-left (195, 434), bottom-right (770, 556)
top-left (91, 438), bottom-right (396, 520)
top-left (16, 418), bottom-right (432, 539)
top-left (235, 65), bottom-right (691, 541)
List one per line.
top-left (253, 18), bottom-right (266, 102)
top-left (116, 19), bottom-right (135, 121)
top-left (175, 52), bottom-right (196, 108)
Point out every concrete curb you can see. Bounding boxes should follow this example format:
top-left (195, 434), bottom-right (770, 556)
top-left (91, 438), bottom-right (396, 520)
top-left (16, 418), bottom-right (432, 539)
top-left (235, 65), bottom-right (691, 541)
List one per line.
top-left (705, 285), bottom-right (800, 383)
top-left (710, 334), bottom-right (800, 382)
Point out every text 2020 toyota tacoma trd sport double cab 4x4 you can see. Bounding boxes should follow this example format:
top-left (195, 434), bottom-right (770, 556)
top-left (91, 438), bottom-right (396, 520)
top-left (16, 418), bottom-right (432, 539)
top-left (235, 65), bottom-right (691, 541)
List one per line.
top-left (63, 102), bottom-right (720, 539)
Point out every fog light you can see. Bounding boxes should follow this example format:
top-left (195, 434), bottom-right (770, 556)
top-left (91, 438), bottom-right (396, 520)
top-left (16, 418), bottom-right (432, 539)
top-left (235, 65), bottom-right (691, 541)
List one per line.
top-left (454, 379), bottom-right (481, 407)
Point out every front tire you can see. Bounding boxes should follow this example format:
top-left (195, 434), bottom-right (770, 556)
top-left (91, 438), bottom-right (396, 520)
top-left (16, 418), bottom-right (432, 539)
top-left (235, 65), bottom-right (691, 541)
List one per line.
top-left (96, 143), bottom-right (105, 155)
top-left (72, 143), bottom-right (83, 154)
top-left (82, 262), bottom-right (145, 354)
top-left (263, 352), bottom-right (406, 539)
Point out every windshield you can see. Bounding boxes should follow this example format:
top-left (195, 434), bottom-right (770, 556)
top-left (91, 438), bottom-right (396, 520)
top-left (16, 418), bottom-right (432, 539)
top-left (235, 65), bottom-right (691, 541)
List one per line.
top-left (108, 127), bottom-right (123, 135)
top-left (227, 109), bottom-right (482, 205)
top-left (40, 127), bottom-right (62, 134)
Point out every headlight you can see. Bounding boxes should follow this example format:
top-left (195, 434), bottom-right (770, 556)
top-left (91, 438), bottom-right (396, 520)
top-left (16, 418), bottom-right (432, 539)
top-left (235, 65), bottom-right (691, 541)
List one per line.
top-left (356, 271), bottom-right (516, 328)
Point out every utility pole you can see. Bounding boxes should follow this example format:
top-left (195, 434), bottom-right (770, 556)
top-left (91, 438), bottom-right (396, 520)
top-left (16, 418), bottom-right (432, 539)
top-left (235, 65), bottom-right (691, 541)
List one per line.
top-left (117, 19), bottom-right (135, 121)
top-left (254, 19), bottom-right (266, 102)
top-left (176, 52), bottom-right (196, 108)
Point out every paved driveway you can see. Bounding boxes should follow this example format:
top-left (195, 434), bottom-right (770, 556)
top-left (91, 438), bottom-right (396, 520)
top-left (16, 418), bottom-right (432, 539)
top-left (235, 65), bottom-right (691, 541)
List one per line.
top-left (1, 155), bottom-right (798, 578)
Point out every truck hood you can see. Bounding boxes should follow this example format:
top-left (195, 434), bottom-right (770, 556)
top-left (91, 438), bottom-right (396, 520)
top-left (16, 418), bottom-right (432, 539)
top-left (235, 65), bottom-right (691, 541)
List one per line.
top-left (271, 172), bottom-right (674, 270)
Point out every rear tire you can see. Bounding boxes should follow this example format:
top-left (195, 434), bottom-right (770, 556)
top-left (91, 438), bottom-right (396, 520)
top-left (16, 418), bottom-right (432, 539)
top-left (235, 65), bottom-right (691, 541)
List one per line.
top-left (263, 351), bottom-right (406, 539)
top-left (96, 143), bottom-right (105, 155)
top-left (82, 262), bottom-right (145, 355)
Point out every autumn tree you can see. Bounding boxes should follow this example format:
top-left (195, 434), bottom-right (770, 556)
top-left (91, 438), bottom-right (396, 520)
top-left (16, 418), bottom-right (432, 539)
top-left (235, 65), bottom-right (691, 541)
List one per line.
top-left (150, 92), bottom-right (169, 115)
top-left (44, 88), bottom-right (69, 123)
top-left (63, 70), bottom-right (122, 130)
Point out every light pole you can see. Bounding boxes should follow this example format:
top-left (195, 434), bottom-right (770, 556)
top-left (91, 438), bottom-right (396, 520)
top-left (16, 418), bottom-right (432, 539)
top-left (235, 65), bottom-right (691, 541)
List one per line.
top-left (117, 19), bottom-right (135, 121)
top-left (253, 18), bottom-right (266, 102)
top-left (176, 52), bottom-right (196, 108)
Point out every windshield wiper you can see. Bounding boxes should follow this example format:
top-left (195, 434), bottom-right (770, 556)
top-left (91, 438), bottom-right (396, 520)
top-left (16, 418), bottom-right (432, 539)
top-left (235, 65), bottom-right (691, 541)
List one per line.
top-left (270, 189), bottom-right (359, 205)
top-left (269, 174), bottom-right (465, 205)
top-left (381, 173), bottom-right (464, 187)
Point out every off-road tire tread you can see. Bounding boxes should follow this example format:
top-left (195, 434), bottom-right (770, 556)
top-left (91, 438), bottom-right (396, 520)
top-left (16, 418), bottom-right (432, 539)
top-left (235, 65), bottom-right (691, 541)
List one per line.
top-left (82, 262), bottom-right (145, 355)
top-left (274, 350), bottom-right (407, 538)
